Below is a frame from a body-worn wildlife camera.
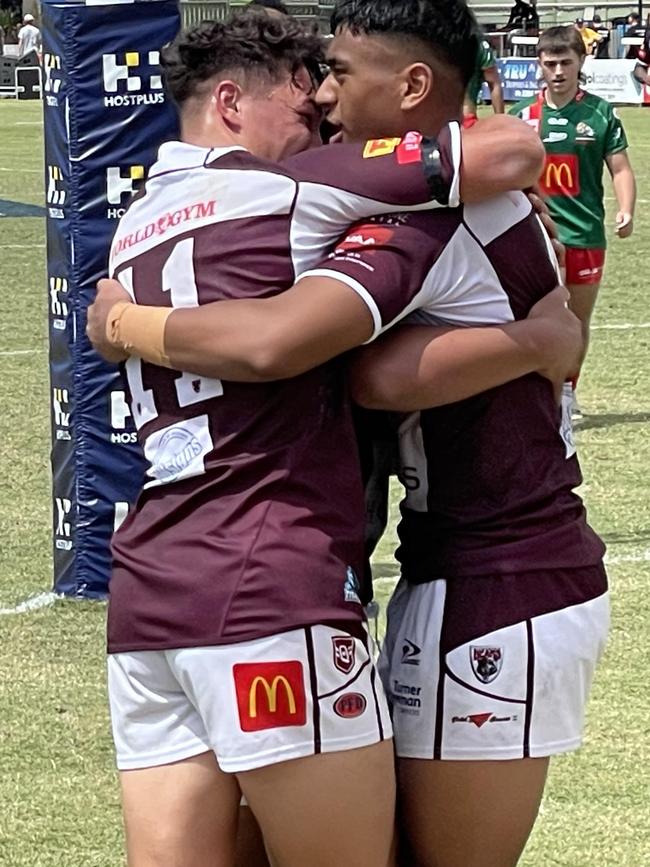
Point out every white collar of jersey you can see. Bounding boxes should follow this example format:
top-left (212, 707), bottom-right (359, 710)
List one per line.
top-left (149, 141), bottom-right (248, 178)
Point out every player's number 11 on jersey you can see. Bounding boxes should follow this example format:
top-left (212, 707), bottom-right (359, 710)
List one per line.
top-left (119, 238), bottom-right (224, 430)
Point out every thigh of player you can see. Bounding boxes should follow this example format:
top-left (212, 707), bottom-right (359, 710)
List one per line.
top-left (381, 567), bottom-right (610, 867)
top-left (108, 651), bottom-right (241, 867)
top-left (565, 246), bottom-right (606, 333)
top-left (228, 623), bottom-right (395, 867)
top-left (110, 623), bottom-right (394, 867)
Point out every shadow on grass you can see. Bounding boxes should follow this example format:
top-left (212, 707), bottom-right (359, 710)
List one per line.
top-left (577, 411), bottom-right (650, 432)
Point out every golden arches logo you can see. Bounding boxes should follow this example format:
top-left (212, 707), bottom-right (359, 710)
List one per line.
top-left (249, 675), bottom-right (296, 718)
top-left (544, 161), bottom-right (573, 189)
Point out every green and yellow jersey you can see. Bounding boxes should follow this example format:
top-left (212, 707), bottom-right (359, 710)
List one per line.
top-left (509, 89), bottom-right (627, 248)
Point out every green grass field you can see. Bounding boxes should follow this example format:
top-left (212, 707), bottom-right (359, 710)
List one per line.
top-left (1, 98), bottom-right (649, 866)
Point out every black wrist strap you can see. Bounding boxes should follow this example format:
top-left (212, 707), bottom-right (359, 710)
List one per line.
top-left (420, 123), bottom-right (456, 205)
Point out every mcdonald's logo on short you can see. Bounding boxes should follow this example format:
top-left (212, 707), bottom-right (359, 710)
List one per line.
top-left (362, 137), bottom-right (401, 159)
top-left (233, 661), bottom-right (307, 732)
top-left (540, 154), bottom-right (579, 196)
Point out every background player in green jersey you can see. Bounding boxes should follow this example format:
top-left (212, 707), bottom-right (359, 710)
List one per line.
top-left (463, 33), bottom-right (504, 128)
top-left (510, 26), bottom-right (637, 390)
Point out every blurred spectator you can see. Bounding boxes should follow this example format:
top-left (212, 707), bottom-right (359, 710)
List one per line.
top-left (633, 17), bottom-right (650, 84)
top-left (505, 0), bottom-right (538, 31)
top-left (504, 0), bottom-right (539, 55)
top-left (17, 13), bottom-right (40, 57)
top-left (625, 12), bottom-right (644, 58)
top-left (591, 15), bottom-right (610, 59)
top-left (575, 18), bottom-right (603, 55)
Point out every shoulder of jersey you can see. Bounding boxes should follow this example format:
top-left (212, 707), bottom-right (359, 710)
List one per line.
top-left (581, 89), bottom-right (609, 110)
top-left (509, 97), bottom-right (534, 115)
top-left (582, 90), bottom-right (618, 123)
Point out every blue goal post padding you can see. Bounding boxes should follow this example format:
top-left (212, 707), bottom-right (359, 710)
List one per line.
top-left (42, 0), bottom-right (181, 597)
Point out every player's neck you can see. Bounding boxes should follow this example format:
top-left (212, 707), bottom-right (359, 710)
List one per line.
top-left (405, 104), bottom-right (463, 139)
top-left (544, 86), bottom-right (579, 110)
top-left (180, 114), bottom-right (241, 151)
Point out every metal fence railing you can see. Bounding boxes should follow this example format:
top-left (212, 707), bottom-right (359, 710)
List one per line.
top-left (181, 1), bottom-right (326, 28)
top-left (179, 1), bottom-right (644, 33)
top-left (470, 2), bottom-right (644, 27)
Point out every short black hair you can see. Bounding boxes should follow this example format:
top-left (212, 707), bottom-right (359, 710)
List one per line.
top-left (247, 0), bottom-right (290, 14)
top-left (161, 8), bottom-right (322, 106)
top-left (330, 0), bottom-right (479, 88)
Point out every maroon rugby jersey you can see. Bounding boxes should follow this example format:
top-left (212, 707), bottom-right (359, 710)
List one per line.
top-left (305, 194), bottom-right (606, 581)
top-left (107, 130), bottom-right (460, 653)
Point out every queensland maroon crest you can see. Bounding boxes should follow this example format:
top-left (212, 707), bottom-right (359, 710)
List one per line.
top-left (470, 646), bottom-right (503, 684)
top-left (332, 636), bottom-right (356, 675)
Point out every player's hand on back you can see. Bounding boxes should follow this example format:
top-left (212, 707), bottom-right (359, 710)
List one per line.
top-left (87, 279), bottom-right (132, 363)
top-left (527, 285), bottom-right (582, 401)
top-left (615, 210), bottom-right (634, 238)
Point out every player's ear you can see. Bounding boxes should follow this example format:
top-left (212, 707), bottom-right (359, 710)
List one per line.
top-left (212, 80), bottom-right (244, 126)
top-left (399, 61), bottom-right (434, 111)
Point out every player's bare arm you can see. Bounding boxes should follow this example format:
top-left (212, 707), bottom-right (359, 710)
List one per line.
top-left (88, 276), bottom-right (579, 407)
top-left (460, 115), bottom-right (542, 199)
top-left (349, 286), bottom-right (582, 411)
top-left (606, 149), bottom-right (636, 238)
top-left (482, 66), bottom-right (505, 115)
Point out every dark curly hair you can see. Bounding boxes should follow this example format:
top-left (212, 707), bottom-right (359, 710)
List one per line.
top-left (331, 0), bottom-right (479, 89)
top-left (161, 8), bottom-right (323, 106)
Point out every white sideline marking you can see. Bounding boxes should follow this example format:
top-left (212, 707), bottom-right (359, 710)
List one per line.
top-left (605, 550), bottom-right (650, 566)
top-left (1, 554), bottom-right (647, 616)
top-left (0, 243), bottom-right (45, 248)
top-left (0, 167), bottom-right (41, 173)
top-left (2, 323), bottom-right (649, 360)
top-left (592, 322), bottom-right (650, 330)
top-left (0, 591), bottom-right (58, 615)
top-left (604, 195), bottom-right (649, 204)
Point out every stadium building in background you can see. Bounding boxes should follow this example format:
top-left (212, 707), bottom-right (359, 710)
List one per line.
top-left (180, 0), bottom-right (333, 30)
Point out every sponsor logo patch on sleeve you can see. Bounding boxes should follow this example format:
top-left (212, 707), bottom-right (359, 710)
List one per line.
top-left (362, 137), bottom-right (401, 158)
top-left (396, 130), bottom-right (423, 165)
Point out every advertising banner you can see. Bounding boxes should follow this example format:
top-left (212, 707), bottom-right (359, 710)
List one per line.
top-left (42, 0), bottom-right (180, 597)
top-left (485, 57), bottom-right (650, 105)
top-left (583, 57), bottom-right (648, 104)
top-left (497, 58), bottom-right (540, 102)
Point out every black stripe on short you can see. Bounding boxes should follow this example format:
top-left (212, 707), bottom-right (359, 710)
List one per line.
top-left (433, 589), bottom-right (449, 760)
top-left (305, 626), bottom-right (321, 754)
top-left (523, 619), bottom-right (535, 758)
top-left (369, 663), bottom-right (384, 741)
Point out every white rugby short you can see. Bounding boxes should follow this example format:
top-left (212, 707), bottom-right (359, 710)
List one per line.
top-left (379, 568), bottom-right (609, 761)
top-left (108, 623), bottom-right (391, 773)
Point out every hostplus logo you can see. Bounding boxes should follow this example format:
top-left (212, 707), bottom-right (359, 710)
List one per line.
top-left (47, 165), bottom-right (66, 218)
top-left (54, 497), bottom-right (73, 551)
top-left (53, 388), bottom-right (71, 440)
top-left (49, 277), bottom-right (69, 330)
top-left (106, 165), bottom-right (144, 219)
top-left (110, 390), bottom-right (137, 445)
top-left (102, 51), bottom-right (164, 108)
top-left (43, 53), bottom-right (63, 106)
